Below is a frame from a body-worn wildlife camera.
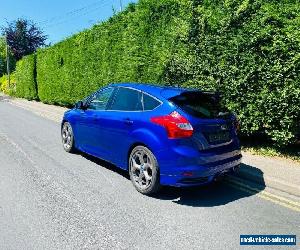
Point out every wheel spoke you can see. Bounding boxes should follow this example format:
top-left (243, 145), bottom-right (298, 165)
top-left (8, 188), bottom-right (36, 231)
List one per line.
top-left (138, 152), bottom-right (144, 165)
top-left (132, 158), bottom-right (141, 171)
top-left (130, 148), bottom-right (155, 190)
top-left (138, 171), bottom-right (144, 185)
top-left (133, 174), bottom-right (139, 183)
top-left (145, 155), bottom-right (150, 164)
top-left (144, 171), bottom-right (151, 181)
top-left (144, 164), bottom-right (152, 185)
top-left (62, 123), bottom-right (74, 151)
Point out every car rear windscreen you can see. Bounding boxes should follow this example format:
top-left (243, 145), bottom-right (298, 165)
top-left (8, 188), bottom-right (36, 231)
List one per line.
top-left (169, 91), bottom-right (229, 119)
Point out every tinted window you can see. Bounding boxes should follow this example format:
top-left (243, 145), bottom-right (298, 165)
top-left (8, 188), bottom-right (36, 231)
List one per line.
top-left (143, 93), bottom-right (161, 110)
top-left (170, 91), bottom-right (228, 119)
top-left (87, 87), bottom-right (114, 110)
top-left (109, 87), bottom-right (142, 111)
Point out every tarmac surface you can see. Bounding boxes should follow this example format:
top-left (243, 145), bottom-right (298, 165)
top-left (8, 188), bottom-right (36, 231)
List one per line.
top-left (0, 97), bottom-right (299, 249)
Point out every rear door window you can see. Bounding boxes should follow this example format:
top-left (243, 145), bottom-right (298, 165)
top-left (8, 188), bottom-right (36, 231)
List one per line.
top-left (143, 93), bottom-right (161, 111)
top-left (109, 87), bottom-right (143, 111)
top-left (170, 91), bottom-right (228, 119)
top-left (87, 87), bottom-right (114, 110)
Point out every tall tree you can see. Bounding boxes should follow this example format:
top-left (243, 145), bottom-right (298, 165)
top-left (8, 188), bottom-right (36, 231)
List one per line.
top-left (2, 18), bottom-right (47, 60)
top-left (0, 36), bottom-right (16, 77)
top-left (0, 37), bottom-right (6, 76)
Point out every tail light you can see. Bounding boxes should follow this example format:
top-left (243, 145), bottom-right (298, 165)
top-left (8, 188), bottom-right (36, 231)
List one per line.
top-left (151, 111), bottom-right (193, 139)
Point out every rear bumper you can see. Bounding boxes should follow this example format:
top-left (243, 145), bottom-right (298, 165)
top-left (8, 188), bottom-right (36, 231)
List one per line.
top-left (157, 145), bottom-right (242, 187)
top-left (160, 156), bottom-right (241, 187)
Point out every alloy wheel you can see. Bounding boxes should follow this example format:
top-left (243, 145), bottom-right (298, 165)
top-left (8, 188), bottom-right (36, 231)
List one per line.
top-left (130, 149), bottom-right (154, 190)
top-left (62, 122), bottom-right (73, 150)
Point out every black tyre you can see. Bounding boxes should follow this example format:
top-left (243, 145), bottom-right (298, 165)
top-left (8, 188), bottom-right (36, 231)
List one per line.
top-left (129, 146), bottom-right (161, 195)
top-left (61, 122), bottom-right (76, 153)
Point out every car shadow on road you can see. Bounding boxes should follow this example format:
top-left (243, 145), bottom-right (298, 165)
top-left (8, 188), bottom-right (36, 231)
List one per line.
top-left (80, 152), bottom-right (130, 180)
top-left (80, 153), bottom-right (266, 207)
top-left (153, 164), bottom-right (266, 207)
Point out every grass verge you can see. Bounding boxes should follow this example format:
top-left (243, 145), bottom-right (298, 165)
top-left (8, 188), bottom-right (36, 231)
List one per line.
top-left (241, 136), bottom-right (300, 163)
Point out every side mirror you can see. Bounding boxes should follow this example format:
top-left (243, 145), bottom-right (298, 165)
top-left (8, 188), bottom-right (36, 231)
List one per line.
top-left (75, 101), bottom-right (85, 110)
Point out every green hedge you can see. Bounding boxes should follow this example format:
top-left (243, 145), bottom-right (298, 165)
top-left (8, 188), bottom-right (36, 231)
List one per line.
top-left (165, 0), bottom-right (300, 146)
top-left (36, 0), bottom-right (191, 106)
top-left (15, 54), bottom-right (38, 100)
top-left (35, 0), bottom-right (299, 146)
top-left (0, 73), bottom-right (16, 96)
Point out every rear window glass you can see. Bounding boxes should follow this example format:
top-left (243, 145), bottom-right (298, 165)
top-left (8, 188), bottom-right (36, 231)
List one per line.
top-left (170, 91), bottom-right (228, 119)
top-left (143, 93), bottom-right (161, 110)
top-left (109, 87), bottom-right (142, 111)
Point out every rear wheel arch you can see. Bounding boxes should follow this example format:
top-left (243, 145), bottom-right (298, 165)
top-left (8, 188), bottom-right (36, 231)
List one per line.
top-left (129, 128), bottom-right (164, 155)
top-left (127, 142), bottom-right (161, 170)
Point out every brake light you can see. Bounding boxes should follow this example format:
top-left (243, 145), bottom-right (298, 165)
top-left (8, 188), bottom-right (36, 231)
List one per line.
top-left (151, 111), bottom-right (193, 139)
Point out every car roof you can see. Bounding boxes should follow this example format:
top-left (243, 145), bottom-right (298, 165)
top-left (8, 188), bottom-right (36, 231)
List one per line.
top-left (108, 82), bottom-right (197, 99)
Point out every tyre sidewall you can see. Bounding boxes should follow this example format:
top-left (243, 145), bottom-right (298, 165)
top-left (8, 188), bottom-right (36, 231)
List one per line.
top-left (62, 122), bottom-right (75, 153)
top-left (129, 146), bottom-right (160, 195)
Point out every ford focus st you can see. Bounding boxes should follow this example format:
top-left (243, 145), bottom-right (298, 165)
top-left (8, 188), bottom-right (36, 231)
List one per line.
top-left (61, 83), bottom-right (242, 194)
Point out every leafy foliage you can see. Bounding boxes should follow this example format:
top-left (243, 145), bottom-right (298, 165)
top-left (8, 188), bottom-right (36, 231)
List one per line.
top-left (36, 0), bottom-right (191, 106)
top-left (30, 0), bottom-right (300, 146)
top-left (164, 0), bottom-right (300, 146)
top-left (15, 54), bottom-right (38, 100)
top-left (0, 37), bottom-right (6, 76)
top-left (2, 19), bottom-right (47, 60)
top-left (0, 73), bottom-right (16, 96)
top-left (0, 36), bottom-right (16, 77)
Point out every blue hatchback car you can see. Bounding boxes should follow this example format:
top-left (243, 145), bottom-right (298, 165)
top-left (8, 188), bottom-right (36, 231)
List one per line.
top-left (61, 83), bottom-right (242, 194)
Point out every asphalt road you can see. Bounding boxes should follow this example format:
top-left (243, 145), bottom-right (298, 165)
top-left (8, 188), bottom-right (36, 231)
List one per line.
top-left (0, 100), bottom-right (299, 250)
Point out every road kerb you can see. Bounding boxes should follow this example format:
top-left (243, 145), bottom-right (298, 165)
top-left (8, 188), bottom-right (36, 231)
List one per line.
top-left (234, 169), bottom-right (300, 197)
top-left (225, 175), bottom-right (300, 212)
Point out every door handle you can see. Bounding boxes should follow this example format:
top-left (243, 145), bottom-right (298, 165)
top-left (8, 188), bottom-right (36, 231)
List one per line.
top-left (124, 118), bottom-right (133, 125)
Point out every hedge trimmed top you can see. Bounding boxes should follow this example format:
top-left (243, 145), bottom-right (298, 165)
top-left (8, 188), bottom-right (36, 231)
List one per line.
top-left (14, 0), bottom-right (300, 146)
